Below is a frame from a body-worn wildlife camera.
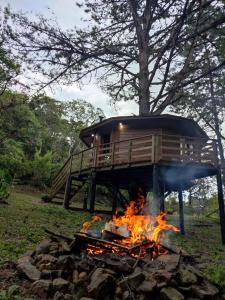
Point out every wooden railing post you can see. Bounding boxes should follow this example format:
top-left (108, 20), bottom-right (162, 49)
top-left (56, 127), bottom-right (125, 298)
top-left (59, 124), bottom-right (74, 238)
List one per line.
top-left (94, 146), bottom-right (98, 168)
top-left (79, 151), bottom-right (84, 174)
top-left (152, 135), bottom-right (155, 163)
top-left (111, 143), bottom-right (115, 167)
top-left (128, 140), bottom-right (132, 165)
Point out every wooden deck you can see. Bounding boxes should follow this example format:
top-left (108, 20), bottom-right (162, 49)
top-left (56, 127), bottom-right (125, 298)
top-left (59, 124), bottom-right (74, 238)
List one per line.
top-left (50, 134), bottom-right (217, 198)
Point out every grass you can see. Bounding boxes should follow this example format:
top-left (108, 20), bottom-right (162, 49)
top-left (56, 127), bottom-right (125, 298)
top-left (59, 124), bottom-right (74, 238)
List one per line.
top-left (0, 191), bottom-right (92, 265)
top-left (1, 191), bottom-right (225, 288)
top-left (171, 214), bottom-right (225, 285)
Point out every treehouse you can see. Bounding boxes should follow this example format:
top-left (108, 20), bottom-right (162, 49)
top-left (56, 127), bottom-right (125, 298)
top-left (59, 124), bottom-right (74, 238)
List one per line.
top-left (49, 114), bottom-right (225, 243)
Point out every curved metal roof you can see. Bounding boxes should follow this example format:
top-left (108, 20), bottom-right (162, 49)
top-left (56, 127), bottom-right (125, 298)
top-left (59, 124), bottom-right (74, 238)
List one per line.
top-left (80, 114), bottom-right (208, 146)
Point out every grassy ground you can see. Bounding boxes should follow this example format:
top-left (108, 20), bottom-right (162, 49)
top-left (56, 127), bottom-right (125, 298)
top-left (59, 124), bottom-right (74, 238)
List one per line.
top-left (1, 191), bottom-right (225, 288)
top-left (0, 191), bottom-right (93, 265)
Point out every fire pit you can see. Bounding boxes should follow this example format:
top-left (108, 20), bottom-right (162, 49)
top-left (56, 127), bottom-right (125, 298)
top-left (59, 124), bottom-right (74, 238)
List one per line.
top-left (75, 195), bottom-right (179, 261)
top-left (14, 200), bottom-right (221, 299)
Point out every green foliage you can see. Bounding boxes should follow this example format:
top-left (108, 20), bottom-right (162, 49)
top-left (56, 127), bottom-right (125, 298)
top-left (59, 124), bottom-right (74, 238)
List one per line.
top-left (41, 194), bottom-right (51, 202)
top-left (0, 285), bottom-right (33, 300)
top-left (165, 195), bottom-right (178, 214)
top-left (28, 151), bottom-right (61, 187)
top-left (0, 169), bottom-right (10, 199)
top-left (210, 266), bottom-right (225, 288)
top-left (0, 91), bottom-right (104, 188)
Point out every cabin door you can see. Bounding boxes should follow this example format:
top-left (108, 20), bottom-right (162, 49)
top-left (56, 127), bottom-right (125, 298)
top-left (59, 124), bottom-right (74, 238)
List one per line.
top-left (99, 134), bottom-right (111, 165)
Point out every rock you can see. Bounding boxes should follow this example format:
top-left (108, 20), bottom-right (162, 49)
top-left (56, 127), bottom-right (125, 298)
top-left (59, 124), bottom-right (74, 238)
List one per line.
top-left (72, 270), bottom-right (79, 283)
top-left (191, 280), bottom-right (219, 299)
top-left (79, 271), bottom-right (87, 281)
top-left (56, 255), bottom-right (75, 271)
top-left (18, 255), bottom-right (34, 265)
top-left (153, 270), bottom-right (172, 283)
top-left (137, 278), bottom-right (157, 293)
top-left (119, 271), bottom-right (145, 290)
top-left (17, 257), bottom-right (41, 281)
top-left (53, 291), bottom-right (65, 300)
top-left (156, 254), bottom-right (180, 272)
top-left (59, 240), bottom-right (71, 253)
top-left (77, 259), bottom-right (94, 272)
top-left (41, 270), bottom-right (69, 280)
top-left (122, 291), bottom-right (130, 300)
top-left (185, 265), bottom-right (203, 279)
top-left (64, 294), bottom-right (73, 300)
top-left (87, 268), bottom-right (116, 299)
top-left (104, 257), bottom-right (132, 273)
top-left (178, 267), bottom-right (198, 285)
top-left (115, 286), bottom-right (123, 297)
top-left (80, 298), bottom-right (96, 300)
top-left (127, 271), bottom-right (145, 288)
top-left (31, 279), bottom-right (52, 298)
top-left (160, 287), bottom-right (184, 300)
top-left (39, 254), bottom-right (58, 264)
top-left (53, 278), bottom-right (69, 292)
top-left (36, 239), bottom-right (52, 255)
top-left (49, 242), bottom-right (60, 252)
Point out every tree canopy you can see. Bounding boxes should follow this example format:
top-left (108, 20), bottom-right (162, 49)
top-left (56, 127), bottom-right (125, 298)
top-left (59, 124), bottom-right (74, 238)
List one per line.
top-left (3, 1), bottom-right (225, 115)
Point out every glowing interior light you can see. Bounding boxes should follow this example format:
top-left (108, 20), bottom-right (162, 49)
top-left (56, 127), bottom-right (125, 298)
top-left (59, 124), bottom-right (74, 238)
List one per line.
top-left (119, 122), bottom-right (123, 128)
top-left (91, 134), bottom-right (95, 137)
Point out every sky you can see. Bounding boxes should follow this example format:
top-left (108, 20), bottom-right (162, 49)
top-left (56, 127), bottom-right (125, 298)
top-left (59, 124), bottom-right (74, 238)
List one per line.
top-left (1, 0), bottom-right (139, 117)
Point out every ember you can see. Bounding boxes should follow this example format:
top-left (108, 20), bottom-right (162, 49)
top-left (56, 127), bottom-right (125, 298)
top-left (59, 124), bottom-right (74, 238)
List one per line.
top-left (81, 194), bottom-right (179, 259)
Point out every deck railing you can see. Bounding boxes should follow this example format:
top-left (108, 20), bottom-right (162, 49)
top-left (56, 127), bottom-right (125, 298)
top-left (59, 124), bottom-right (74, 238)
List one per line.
top-left (50, 134), bottom-right (217, 197)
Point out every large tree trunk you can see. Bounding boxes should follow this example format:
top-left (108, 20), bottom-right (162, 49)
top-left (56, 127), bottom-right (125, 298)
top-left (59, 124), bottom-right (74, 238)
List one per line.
top-left (128, 0), bottom-right (150, 116)
top-left (139, 49), bottom-right (150, 115)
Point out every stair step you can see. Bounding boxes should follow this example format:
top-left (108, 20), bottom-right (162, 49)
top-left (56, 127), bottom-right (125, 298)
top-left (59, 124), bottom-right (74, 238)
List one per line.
top-left (54, 195), bottom-right (65, 199)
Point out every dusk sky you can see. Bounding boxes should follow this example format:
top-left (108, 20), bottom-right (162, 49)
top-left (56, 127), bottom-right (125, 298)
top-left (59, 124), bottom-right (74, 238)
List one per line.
top-left (1, 0), bottom-right (139, 117)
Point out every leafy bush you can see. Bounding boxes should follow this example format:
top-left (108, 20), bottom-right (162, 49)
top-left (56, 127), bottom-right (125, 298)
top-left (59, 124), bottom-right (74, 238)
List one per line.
top-left (29, 151), bottom-right (61, 188)
top-left (41, 194), bottom-right (52, 202)
top-left (0, 170), bottom-right (10, 200)
top-left (210, 265), bottom-right (225, 288)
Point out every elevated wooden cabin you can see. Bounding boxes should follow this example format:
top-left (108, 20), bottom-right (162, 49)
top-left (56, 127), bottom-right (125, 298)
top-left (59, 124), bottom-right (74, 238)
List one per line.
top-left (49, 114), bottom-right (225, 243)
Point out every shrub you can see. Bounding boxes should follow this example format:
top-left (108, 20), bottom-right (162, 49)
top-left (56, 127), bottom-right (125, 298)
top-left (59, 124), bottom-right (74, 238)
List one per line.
top-left (0, 170), bottom-right (10, 200)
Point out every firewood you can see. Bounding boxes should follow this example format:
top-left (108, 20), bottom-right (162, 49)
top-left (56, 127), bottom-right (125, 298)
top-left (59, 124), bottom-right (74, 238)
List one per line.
top-left (43, 227), bottom-right (73, 243)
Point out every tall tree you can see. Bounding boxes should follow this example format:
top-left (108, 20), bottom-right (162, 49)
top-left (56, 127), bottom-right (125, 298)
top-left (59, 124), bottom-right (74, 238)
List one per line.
top-left (3, 1), bottom-right (225, 115)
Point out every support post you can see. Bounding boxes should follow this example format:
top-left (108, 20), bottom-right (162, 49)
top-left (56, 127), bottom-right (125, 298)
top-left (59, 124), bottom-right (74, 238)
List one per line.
top-left (63, 176), bottom-right (72, 209)
top-left (216, 170), bottom-right (225, 245)
top-left (83, 185), bottom-right (88, 210)
top-left (152, 164), bottom-right (160, 215)
top-left (178, 188), bottom-right (185, 235)
top-left (160, 192), bottom-right (165, 212)
top-left (89, 173), bottom-right (96, 213)
top-left (112, 185), bottom-right (118, 215)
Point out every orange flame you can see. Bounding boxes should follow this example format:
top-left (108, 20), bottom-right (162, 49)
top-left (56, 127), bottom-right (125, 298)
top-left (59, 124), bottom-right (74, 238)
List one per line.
top-left (80, 215), bottom-right (102, 233)
top-left (80, 191), bottom-right (179, 258)
top-left (109, 191), bottom-right (179, 247)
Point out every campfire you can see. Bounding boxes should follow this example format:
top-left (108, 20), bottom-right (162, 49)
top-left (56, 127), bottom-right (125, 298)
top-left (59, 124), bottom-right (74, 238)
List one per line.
top-left (14, 196), bottom-right (221, 300)
top-left (77, 193), bottom-right (179, 260)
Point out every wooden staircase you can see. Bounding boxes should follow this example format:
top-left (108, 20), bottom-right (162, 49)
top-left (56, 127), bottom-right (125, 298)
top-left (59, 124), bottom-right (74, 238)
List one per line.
top-left (49, 155), bottom-right (87, 207)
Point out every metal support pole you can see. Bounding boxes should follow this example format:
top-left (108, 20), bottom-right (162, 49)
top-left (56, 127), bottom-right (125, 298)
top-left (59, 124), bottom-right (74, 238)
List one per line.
top-left (89, 173), bottom-right (96, 213)
top-left (159, 183), bottom-right (165, 212)
top-left (216, 170), bottom-right (225, 245)
top-left (178, 188), bottom-right (185, 235)
top-left (112, 185), bottom-right (118, 215)
top-left (83, 185), bottom-right (88, 210)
